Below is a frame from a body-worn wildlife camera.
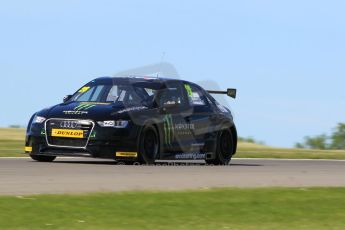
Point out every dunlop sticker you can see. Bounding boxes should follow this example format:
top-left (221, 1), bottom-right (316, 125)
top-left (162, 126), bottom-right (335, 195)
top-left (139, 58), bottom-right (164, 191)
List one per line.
top-left (51, 129), bottom-right (84, 138)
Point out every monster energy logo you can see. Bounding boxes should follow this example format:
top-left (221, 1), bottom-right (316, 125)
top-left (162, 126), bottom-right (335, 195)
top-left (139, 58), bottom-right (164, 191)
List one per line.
top-left (163, 114), bottom-right (174, 146)
top-left (74, 104), bottom-right (96, 111)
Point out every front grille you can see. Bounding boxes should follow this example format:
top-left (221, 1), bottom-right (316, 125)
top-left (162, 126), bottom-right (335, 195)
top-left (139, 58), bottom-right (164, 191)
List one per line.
top-left (45, 119), bottom-right (94, 148)
top-left (47, 137), bottom-right (88, 147)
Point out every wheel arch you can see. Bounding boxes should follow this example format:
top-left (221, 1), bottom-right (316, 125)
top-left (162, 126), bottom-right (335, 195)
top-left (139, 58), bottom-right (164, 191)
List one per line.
top-left (218, 121), bottom-right (237, 156)
top-left (137, 119), bottom-right (161, 154)
top-left (230, 124), bottom-right (238, 155)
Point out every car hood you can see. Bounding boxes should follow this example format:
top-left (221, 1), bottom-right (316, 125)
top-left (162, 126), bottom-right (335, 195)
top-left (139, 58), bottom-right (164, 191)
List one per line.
top-left (42, 102), bottom-right (149, 121)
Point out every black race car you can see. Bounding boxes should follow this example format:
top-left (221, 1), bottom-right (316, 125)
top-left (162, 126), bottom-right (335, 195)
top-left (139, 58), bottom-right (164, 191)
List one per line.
top-left (25, 76), bottom-right (237, 165)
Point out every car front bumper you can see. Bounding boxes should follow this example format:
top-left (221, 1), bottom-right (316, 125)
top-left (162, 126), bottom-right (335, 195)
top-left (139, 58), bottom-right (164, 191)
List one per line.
top-left (25, 123), bottom-right (141, 160)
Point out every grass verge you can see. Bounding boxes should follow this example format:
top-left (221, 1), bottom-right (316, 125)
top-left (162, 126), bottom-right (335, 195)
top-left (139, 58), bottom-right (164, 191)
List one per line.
top-left (0, 188), bottom-right (345, 230)
top-left (236, 142), bottom-right (345, 159)
top-left (0, 128), bottom-right (25, 157)
top-left (0, 140), bottom-right (25, 157)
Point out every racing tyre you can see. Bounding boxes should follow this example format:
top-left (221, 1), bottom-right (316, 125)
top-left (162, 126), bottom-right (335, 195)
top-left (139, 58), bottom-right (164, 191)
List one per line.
top-left (206, 129), bottom-right (233, 165)
top-left (30, 154), bottom-right (56, 162)
top-left (138, 125), bottom-right (159, 164)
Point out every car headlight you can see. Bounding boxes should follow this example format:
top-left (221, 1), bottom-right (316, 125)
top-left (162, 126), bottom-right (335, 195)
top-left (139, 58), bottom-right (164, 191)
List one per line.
top-left (32, 115), bottom-right (46, 124)
top-left (97, 120), bottom-right (129, 128)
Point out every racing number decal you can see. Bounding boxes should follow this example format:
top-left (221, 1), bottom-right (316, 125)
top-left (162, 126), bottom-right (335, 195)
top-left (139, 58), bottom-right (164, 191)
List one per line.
top-left (163, 114), bottom-right (174, 146)
top-left (78, 86), bottom-right (90, 93)
top-left (184, 84), bottom-right (193, 97)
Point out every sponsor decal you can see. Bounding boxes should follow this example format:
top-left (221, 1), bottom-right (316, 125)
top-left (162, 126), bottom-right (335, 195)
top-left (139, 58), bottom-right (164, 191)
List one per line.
top-left (63, 103), bottom-right (97, 115)
top-left (74, 104), bottom-right (96, 111)
top-left (184, 84), bottom-right (193, 97)
top-left (163, 115), bottom-right (196, 145)
top-left (163, 114), bottom-right (174, 146)
top-left (24, 146), bottom-right (32, 152)
top-left (175, 153), bottom-right (206, 160)
top-left (51, 129), bottom-right (84, 138)
top-left (78, 86), bottom-right (90, 93)
top-left (116, 106), bottom-right (148, 114)
top-left (116, 152), bottom-right (138, 157)
top-left (90, 131), bottom-right (96, 138)
top-left (174, 123), bottom-right (194, 135)
top-left (40, 128), bottom-right (46, 136)
top-left (79, 102), bottom-right (110, 105)
top-left (63, 110), bottom-right (88, 115)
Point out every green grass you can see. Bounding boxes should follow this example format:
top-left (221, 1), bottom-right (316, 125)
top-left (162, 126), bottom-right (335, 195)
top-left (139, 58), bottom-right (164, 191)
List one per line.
top-left (0, 128), bottom-right (25, 157)
top-left (236, 142), bottom-right (345, 159)
top-left (1, 128), bottom-right (345, 159)
top-left (0, 128), bottom-right (26, 141)
top-left (0, 188), bottom-right (345, 229)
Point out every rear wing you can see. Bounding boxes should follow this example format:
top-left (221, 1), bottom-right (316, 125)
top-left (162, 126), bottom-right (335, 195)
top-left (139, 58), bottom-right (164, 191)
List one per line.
top-left (207, 88), bottom-right (237, 99)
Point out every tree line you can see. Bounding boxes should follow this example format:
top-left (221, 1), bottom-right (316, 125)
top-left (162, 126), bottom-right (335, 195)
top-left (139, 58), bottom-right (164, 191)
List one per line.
top-left (295, 123), bottom-right (345, 150)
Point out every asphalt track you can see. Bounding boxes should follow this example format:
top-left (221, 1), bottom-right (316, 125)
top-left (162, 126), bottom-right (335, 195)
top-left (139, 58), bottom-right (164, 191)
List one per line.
top-left (0, 157), bottom-right (345, 195)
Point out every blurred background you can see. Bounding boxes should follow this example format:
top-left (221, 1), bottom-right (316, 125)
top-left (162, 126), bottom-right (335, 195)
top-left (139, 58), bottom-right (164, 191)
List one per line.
top-left (1, 0), bottom-right (344, 147)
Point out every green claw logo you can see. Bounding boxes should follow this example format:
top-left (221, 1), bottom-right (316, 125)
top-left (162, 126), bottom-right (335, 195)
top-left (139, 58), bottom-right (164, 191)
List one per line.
top-left (163, 114), bottom-right (174, 146)
top-left (74, 104), bottom-right (96, 111)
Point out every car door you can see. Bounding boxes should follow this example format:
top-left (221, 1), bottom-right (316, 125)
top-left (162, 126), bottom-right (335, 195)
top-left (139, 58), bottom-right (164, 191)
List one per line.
top-left (183, 82), bottom-right (217, 150)
top-left (157, 81), bottom-right (193, 155)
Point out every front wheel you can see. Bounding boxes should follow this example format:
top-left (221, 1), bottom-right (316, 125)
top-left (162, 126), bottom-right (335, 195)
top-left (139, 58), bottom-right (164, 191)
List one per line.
top-left (206, 129), bottom-right (234, 165)
top-left (30, 154), bottom-right (56, 162)
top-left (138, 125), bottom-right (159, 164)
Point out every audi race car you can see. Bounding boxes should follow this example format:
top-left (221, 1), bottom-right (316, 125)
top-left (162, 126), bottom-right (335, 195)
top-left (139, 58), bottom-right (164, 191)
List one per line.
top-left (25, 76), bottom-right (237, 165)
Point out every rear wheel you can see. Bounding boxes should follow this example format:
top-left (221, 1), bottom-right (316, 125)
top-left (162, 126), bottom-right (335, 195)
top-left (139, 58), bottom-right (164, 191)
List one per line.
top-left (30, 154), bottom-right (56, 162)
top-left (138, 125), bottom-right (159, 164)
top-left (206, 129), bottom-right (233, 165)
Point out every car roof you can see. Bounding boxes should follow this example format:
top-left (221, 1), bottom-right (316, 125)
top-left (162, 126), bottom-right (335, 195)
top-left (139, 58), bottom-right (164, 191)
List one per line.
top-left (93, 75), bottom-right (192, 84)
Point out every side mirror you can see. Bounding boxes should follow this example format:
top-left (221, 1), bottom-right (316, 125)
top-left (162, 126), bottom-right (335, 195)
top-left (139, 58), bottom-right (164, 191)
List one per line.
top-left (63, 95), bottom-right (72, 103)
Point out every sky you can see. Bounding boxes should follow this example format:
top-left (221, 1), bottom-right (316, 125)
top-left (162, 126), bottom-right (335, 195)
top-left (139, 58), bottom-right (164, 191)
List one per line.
top-left (1, 0), bottom-right (345, 147)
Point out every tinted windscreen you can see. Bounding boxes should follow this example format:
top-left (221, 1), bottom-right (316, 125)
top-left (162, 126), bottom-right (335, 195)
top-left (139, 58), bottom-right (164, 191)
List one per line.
top-left (70, 80), bottom-right (160, 106)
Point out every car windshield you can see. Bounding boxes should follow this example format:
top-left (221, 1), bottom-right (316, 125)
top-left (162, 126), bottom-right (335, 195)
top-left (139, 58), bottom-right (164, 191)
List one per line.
top-left (70, 80), bottom-right (160, 106)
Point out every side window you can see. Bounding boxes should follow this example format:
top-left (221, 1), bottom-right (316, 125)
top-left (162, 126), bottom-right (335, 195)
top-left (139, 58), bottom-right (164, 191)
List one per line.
top-left (106, 85), bottom-right (119, 102)
top-left (205, 93), bottom-right (217, 106)
top-left (184, 84), bottom-right (208, 106)
top-left (158, 82), bottom-right (187, 107)
top-left (159, 88), bottom-right (182, 107)
top-left (126, 92), bottom-right (142, 105)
